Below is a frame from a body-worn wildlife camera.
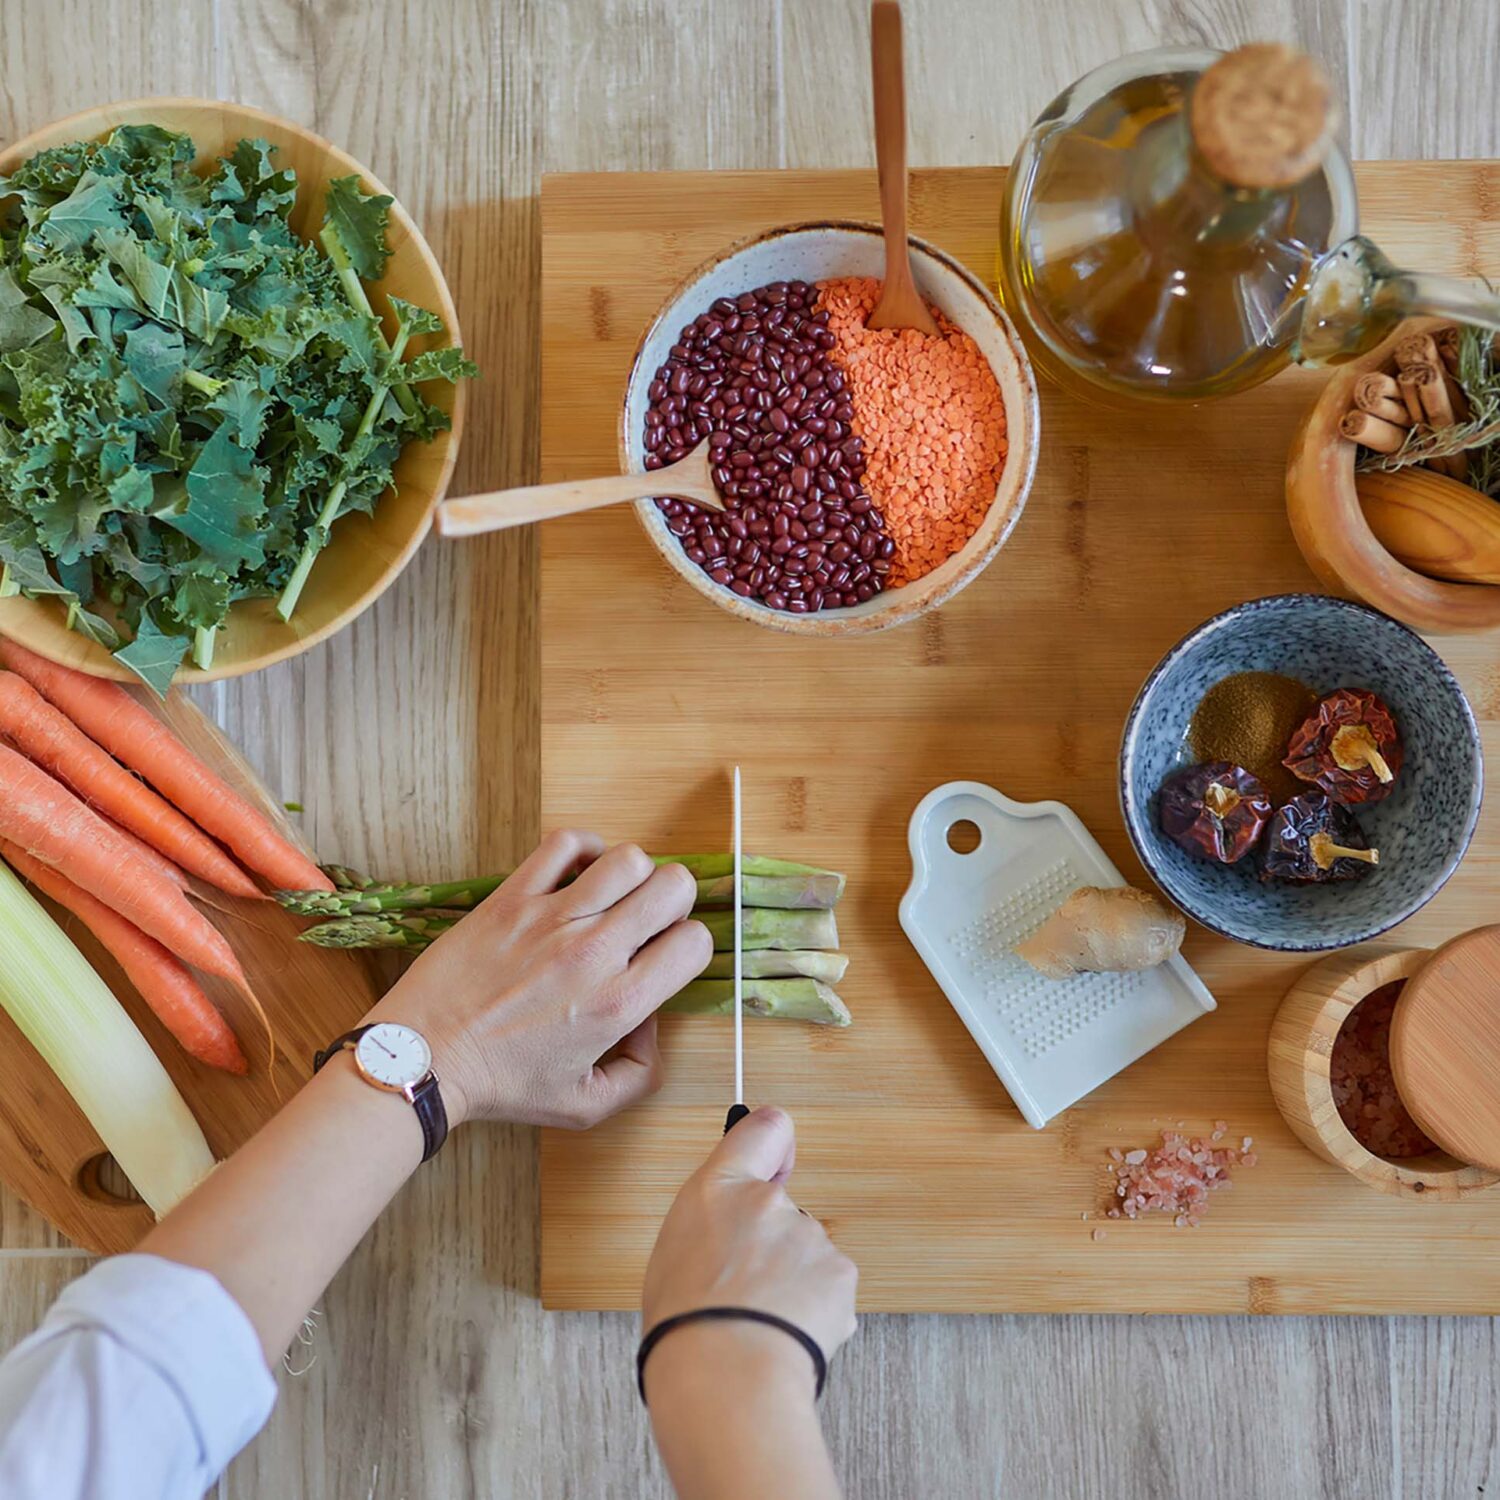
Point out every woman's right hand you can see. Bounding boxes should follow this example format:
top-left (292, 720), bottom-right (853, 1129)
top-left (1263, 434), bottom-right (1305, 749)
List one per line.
top-left (365, 829), bottom-right (711, 1131)
top-left (642, 1106), bottom-right (859, 1389)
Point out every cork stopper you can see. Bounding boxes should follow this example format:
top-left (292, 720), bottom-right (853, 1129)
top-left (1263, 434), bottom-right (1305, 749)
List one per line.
top-left (1189, 43), bottom-right (1336, 190)
top-left (1390, 926), bottom-right (1500, 1173)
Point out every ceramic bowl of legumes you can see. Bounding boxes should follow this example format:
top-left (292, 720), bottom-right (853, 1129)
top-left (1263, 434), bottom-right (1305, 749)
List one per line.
top-left (1120, 594), bottom-right (1482, 952)
top-left (620, 222), bottom-right (1039, 634)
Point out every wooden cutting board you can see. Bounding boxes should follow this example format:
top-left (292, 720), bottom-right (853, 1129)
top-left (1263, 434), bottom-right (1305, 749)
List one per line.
top-left (539, 164), bottom-right (1500, 1315)
top-left (0, 693), bottom-right (380, 1252)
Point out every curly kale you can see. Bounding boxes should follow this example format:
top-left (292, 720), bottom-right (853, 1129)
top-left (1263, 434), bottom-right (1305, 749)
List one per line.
top-left (0, 125), bottom-right (476, 694)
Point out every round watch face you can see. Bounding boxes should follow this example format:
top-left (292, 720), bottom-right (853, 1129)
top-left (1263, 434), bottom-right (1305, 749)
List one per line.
top-left (354, 1023), bottom-right (432, 1092)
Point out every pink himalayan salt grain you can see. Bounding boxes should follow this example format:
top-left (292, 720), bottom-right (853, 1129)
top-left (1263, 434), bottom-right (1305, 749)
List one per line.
top-left (1105, 1130), bottom-right (1258, 1227)
top-left (1091, 1229), bottom-right (1107, 1242)
top-left (1330, 981), bottom-right (1437, 1160)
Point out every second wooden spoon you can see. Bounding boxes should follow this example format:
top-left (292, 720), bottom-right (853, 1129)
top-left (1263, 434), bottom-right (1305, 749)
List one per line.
top-left (435, 441), bottom-right (723, 538)
top-left (866, 1), bottom-right (939, 336)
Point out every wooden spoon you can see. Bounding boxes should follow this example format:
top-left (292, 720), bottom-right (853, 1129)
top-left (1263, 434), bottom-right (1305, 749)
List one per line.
top-left (435, 441), bottom-right (724, 538)
top-left (866, 1), bottom-right (939, 337)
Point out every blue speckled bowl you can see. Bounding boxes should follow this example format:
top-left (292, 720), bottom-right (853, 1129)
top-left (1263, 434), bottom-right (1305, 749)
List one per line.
top-left (1120, 595), bottom-right (1483, 952)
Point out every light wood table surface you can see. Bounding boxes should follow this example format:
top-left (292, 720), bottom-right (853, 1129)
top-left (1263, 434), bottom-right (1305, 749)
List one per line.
top-left (1, 2), bottom-right (1497, 1495)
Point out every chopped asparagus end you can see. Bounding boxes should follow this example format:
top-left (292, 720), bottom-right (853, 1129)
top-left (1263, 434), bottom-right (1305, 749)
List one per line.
top-left (656, 853), bottom-right (844, 883)
top-left (699, 949), bottom-right (850, 984)
top-left (692, 871), bottom-right (845, 909)
top-left (664, 978), bottom-right (852, 1026)
top-left (696, 907), bottom-right (839, 952)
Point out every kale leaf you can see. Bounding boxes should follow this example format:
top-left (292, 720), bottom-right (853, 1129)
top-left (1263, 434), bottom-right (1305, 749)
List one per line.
top-left (0, 126), bottom-right (475, 692)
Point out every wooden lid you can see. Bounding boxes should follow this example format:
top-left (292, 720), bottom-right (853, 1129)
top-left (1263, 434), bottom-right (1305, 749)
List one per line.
top-left (1190, 44), bottom-right (1336, 189)
top-left (1390, 926), bottom-right (1500, 1172)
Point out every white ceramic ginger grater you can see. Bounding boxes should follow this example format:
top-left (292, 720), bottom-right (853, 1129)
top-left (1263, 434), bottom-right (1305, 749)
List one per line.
top-left (899, 781), bottom-right (1216, 1129)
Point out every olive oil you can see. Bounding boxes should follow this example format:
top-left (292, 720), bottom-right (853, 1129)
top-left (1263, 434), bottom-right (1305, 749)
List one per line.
top-left (1000, 46), bottom-right (1356, 406)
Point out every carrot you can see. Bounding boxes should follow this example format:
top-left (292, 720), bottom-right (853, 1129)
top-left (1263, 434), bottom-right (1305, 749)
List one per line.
top-left (0, 741), bottom-right (250, 987)
top-left (0, 671), bottom-right (262, 900)
top-left (0, 640), bottom-right (331, 893)
top-left (96, 813), bottom-right (191, 891)
top-left (0, 840), bottom-right (247, 1074)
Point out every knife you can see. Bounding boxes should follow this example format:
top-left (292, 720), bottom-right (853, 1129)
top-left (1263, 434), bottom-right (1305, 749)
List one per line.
top-left (725, 765), bottom-right (749, 1134)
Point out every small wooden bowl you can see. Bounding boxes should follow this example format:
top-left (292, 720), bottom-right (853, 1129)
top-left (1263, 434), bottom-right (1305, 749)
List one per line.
top-left (0, 98), bottom-right (466, 681)
top-left (1286, 317), bottom-right (1500, 634)
top-left (1268, 945), bottom-right (1500, 1199)
top-left (619, 222), bottom-right (1039, 636)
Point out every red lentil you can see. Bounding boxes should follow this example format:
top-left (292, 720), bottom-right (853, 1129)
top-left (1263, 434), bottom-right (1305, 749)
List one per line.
top-left (816, 276), bottom-right (1008, 587)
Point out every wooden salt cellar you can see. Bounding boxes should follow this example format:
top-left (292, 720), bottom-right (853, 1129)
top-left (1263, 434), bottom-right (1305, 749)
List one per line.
top-left (1269, 931), bottom-right (1500, 1199)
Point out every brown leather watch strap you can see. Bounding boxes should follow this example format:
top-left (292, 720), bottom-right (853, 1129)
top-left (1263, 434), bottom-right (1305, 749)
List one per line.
top-left (313, 1026), bottom-right (450, 1163)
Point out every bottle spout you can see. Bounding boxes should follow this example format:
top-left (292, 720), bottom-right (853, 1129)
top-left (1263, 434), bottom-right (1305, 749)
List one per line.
top-left (1295, 235), bottom-right (1500, 367)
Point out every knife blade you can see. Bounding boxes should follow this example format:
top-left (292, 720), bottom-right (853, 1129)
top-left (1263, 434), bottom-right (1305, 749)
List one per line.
top-left (726, 765), bottom-right (749, 1134)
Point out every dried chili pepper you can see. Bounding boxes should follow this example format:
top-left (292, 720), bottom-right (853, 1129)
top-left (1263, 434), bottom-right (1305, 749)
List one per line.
top-left (1283, 689), bottom-right (1403, 806)
top-left (1159, 762), bottom-right (1274, 864)
top-left (1260, 792), bottom-right (1380, 884)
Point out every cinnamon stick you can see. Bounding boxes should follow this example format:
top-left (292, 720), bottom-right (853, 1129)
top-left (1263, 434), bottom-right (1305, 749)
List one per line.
top-left (1357, 371), bottom-right (1402, 402)
top-left (1413, 361), bottom-right (1465, 426)
top-left (1395, 332), bottom-right (1443, 372)
top-left (1398, 330), bottom-right (1467, 411)
top-left (1436, 324), bottom-right (1462, 377)
top-left (1407, 363), bottom-right (1469, 479)
top-left (1395, 365), bottom-right (1426, 425)
top-left (1352, 372), bottom-right (1413, 427)
top-left (1339, 408), bottom-right (1408, 454)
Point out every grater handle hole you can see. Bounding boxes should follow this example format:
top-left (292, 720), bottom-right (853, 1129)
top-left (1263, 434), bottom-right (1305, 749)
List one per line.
top-left (946, 819), bottom-right (982, 855)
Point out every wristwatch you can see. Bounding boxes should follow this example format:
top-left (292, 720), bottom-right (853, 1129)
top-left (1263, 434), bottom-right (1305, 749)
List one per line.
top-left (313, 1022), bottom-right (449, 1162)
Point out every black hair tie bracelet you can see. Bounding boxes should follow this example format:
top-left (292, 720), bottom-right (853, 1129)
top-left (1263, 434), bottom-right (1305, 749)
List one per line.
top-left (637, 1307), bottom-right (828, 1402)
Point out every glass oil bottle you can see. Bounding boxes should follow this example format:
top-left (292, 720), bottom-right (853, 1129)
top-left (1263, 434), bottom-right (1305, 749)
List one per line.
top-left (999, 44), bottom-right (1357, 405)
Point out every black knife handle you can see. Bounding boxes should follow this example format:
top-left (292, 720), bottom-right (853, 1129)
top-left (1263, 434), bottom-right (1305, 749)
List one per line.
top-left (724, 1103), bottom-right (751, 1134)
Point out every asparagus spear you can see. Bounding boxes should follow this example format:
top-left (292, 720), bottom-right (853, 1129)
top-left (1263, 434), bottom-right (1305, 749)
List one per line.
top-left (280, 876), bottom-right (505, 918)
top-left (298, 912), bottom-right (854, 987)
top-left (299, 913), bottom-right (460, 949)
top-left (298, 917), bottom-right (854, 1026)
top-left (301, 906), bottom-right (838, 953)
top-left (695, 908), bottom-right (838, 952)
top-left (699, 950), bottom-right (850, 983)
top-left (278, 864), bottom-right (845, 917)
top-left (665, 979), bottom-right (852, 1027)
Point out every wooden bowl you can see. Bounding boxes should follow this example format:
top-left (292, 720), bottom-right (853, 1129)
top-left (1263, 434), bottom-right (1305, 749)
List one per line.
top-left (1268, 945), bottom-right (1500, 1199)
top-left (619, 222), bottom-right (1039, 635)
top-left (0, 98), bottom-right (466, 681)
top-left (1286, 317), bottom-right (1500, 634)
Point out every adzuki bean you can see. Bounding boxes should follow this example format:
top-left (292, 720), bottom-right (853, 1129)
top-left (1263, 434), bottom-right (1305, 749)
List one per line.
top-left (645, 280), bottom-right (884, 614)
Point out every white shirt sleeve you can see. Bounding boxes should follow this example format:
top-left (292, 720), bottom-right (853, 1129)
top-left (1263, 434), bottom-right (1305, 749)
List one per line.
top-left (0, 1252), bottom-right (277, 1500)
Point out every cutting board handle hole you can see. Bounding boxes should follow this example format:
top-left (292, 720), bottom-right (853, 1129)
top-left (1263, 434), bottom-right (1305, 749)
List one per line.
top-left (75, 1152), bottom-right (144, 1207)
top-left (946, 819), bottom-right (982, 855)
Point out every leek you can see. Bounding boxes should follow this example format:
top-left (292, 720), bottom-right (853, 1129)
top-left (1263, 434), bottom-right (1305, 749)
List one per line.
top-left (0, 863), bottom-right (214, 1216)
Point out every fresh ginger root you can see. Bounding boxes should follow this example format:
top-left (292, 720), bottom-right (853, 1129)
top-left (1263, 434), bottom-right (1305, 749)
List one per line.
top-left (1014, 886), bottom-right (1185, 981)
